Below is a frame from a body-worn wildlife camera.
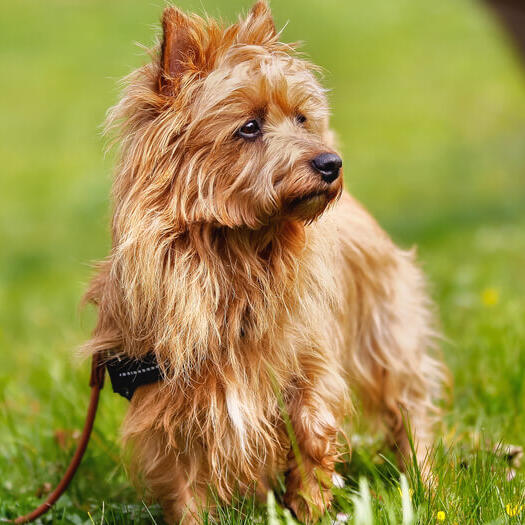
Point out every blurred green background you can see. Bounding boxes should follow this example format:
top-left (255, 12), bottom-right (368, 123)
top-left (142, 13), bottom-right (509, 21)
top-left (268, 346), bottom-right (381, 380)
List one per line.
top-left (1, 0), bottom-right (524, 522)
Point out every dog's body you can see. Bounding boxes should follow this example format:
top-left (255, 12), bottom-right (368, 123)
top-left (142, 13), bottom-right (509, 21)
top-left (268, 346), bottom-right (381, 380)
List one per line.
top-left (84, 2), bottom-right (444, 522)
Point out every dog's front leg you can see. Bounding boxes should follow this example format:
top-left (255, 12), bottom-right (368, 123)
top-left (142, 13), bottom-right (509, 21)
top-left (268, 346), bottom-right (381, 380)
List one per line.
top-left (283, 377), bottom-right (343, 523)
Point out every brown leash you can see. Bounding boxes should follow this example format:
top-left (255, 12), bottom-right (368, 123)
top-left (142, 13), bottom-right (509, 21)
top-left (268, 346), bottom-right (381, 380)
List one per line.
top-left (12, 355), bottom-right (106, 524)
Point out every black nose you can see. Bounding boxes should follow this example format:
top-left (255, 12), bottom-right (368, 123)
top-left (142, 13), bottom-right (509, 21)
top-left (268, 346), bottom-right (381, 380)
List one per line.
top-left (311, 152), bottom-right (342, 183)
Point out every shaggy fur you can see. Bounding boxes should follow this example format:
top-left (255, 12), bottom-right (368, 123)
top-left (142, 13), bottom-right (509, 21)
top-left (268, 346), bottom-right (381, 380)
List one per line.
top-left (83, 2), bottom-right (446, 523)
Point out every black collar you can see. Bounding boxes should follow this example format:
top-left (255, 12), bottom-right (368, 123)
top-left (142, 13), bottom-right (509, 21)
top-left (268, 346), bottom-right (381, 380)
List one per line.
top-left (105, 353), bottom-right (163, 400)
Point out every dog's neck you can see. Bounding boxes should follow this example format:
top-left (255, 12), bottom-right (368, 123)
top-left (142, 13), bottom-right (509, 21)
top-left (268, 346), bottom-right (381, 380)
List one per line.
top-left (112, 217), bottom-right (310, 383)
top-left (182, 220), bottom-right (306, 267)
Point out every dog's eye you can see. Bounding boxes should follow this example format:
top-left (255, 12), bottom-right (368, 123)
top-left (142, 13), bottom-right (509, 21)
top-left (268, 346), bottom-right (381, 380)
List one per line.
top-left (238, 119), bottom-right (262, 140)
top-left (296, 113), bottom-right (307, 125)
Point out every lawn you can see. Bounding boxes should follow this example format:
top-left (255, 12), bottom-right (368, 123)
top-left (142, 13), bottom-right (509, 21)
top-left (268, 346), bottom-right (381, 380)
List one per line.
top-left (1, 0), bottom-right (524, 523)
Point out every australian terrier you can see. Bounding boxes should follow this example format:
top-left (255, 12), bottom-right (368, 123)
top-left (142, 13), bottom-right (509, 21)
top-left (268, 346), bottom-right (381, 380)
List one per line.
top-left (83, 2), bottom-right (445, 523)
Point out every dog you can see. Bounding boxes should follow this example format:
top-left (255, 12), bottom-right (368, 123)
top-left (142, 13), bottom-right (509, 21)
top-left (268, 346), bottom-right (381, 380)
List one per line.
top-left (83, 2), bottom-right (445, 522)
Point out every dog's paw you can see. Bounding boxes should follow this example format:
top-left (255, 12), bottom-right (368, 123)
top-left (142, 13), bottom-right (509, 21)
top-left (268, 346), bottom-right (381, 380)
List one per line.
top-left (284, 475), bottom-right (333, 524)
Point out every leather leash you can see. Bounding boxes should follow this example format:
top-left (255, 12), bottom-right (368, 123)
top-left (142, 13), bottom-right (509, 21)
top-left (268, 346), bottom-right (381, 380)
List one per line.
top-left (11, 355), bottom-right (106, 524)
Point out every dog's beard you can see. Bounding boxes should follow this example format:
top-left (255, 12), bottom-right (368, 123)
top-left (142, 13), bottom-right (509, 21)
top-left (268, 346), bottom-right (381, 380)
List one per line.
top-left (288, 192), bottom-right (330, 221)
top-left (282, 178), bottom-right (343, 223)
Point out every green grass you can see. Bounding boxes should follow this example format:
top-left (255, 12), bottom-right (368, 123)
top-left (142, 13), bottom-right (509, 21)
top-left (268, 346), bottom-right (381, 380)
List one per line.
top-left (1, 0), bottom-right (525, 523)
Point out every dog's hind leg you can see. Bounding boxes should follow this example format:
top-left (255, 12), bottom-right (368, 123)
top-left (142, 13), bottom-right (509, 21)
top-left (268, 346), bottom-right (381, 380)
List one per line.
top-left (348, 247), bottom-right (445, 478)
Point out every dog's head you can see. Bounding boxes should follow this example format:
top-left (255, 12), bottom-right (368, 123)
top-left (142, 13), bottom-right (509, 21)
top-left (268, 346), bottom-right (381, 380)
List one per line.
top-left (111, 1), bottom-right (343, 231)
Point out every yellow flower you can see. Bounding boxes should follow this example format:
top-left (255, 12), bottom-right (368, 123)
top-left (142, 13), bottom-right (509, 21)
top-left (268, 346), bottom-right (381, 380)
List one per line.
top-left (505, 503), bottom-right (523, 517)
top-left (437, 510), bottom-right (446, 521)
top-left (481, 287), bottom-right (499, 306)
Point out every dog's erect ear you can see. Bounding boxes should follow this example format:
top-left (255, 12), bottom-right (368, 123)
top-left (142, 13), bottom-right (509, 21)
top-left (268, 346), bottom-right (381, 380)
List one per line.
top-left (238, 0), bottom-right (276, 44)
top-left (159, 6), bottom-right (203, 96)
top-left (249, 0), bottom-right (273, 22)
